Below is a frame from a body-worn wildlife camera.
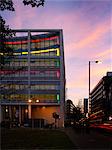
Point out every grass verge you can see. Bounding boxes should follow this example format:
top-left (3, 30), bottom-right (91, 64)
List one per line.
top-left (1, 128), bottom-right (75, 149)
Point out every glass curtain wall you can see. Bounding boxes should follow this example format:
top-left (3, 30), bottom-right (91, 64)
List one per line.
top-left (0, 32), bottom-right (61, 103)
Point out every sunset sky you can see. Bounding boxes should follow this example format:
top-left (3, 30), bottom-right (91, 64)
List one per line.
top-left (1, 0), bottom-right (112, 105)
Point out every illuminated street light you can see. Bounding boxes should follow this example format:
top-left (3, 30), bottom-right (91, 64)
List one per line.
top-left (25, 109), bottom-right (28, 113)
top-left (6, 108), bottom-right (8, 112)
top-left (89, 60), bottom-right (102, 114)
top-left (36, 99), bottom-right (39, 103)
top-left (95, 60), bottom-right (102, 64)
top-left (28, 99), bottom-right (32, 103)
top-left (42, 106), bottom-right (46, 109)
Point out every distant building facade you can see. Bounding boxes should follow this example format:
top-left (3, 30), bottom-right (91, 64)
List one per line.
top-left (0, 29), bottom-right (65, 127)
top-left (83, 98), bottom-right (88, 114)
top-left (90, 72), bottom-right (112, 121)
top-left (65, 99), bottom-right (75, 126)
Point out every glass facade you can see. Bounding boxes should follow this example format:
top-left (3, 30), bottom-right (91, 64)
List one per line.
top-left (0, 30), bottom-right (65, 127)
top-left (0, 31), bottom-right (65, 104)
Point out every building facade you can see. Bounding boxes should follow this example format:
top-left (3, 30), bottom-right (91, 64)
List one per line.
top-left (83, 98), bottom-right (88, 115)
top-left (90, 72), bottom-right (112, 121)
top-left (0, 29), bottom-right (65, 127)
top-left (65, 99), bottom-right (75, 126)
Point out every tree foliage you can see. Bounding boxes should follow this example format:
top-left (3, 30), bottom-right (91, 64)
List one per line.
top-left (23, 0), bottom-right (45, 7)
top-left (0, 0), bottom-right (45, 11)
top-left (0, 16), bottom-right (15, 65)
top-left (0, 16), bottom-right (15, 52)
top-left (0, 0), bottom-right (15, 11)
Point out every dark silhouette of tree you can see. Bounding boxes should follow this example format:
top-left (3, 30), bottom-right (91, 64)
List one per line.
top-left (0, 0), bottom-right (45, 11)
top-left (23, 0), bottom-right (45, 7)
top-left (0, 0), bottom-right (15, 11)
top-left (0, 16), bottom-right (15, 65)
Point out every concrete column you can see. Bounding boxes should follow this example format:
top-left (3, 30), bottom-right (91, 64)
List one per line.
top-left (19, 105), bottom-right (22, 124)
top-left (28, 31), bottom-right (31, 102)
top-left (59, 30), bottom-right (65, 128)
top-left (40, 119), bottom-right (41, 128)
top-left (9, 106), bottom-right (12, 120)
top-left (0, 105), bottom-right (2, 123)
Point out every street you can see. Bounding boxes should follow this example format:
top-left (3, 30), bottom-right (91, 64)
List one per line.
top-left (65, 127), bottom-right (112, 149)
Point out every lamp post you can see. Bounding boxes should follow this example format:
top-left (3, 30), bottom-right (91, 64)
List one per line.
top-left (89, 60), bottom-right (101, 114)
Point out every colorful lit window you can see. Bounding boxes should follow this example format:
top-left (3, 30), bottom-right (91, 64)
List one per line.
top-left (57, 71), bottom-right (60, 78)
top-left (56, 49), bottom-right (60, 56)
top-left (57, 94), bottom-right (60, 101)
top-left (56, 60), bottom-right (60, 67)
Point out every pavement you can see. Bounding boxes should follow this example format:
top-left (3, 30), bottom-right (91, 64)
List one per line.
top-left (63, 127), bottom-right (112, 150)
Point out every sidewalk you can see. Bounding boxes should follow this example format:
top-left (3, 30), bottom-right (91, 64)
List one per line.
top-left (63, 127), bottom-right (112, 149)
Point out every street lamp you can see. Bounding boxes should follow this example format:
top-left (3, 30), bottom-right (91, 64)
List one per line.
top-left (36, 99), bottom-right (39, 103)
top-left (89, 60), bottom-right (101, 114)
top-left (28, 99), bottom-right (32, 103)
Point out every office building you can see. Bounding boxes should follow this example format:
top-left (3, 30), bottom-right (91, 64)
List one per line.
top-left (65, 99), bottom-right (75, 126)
top-left (90, 72), bottom-right (112, 121)
top-left (83, 98), bottom-right (88, 114)
top-left (0, 29), bottom-right (65, 127)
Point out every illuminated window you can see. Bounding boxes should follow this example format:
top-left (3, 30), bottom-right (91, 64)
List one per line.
top-left (2, 33), bottom-right (62, 105)
top-left (30, 59), bottom-right (60, 67)
top-left (45, 40), bottom-right (50, 47)
top-left (31, 43), bottom-right (35, 49)
top-left (30, 85), bottom-right (59, 90)
top-left (22, 44), bottom-right (27, 50)
top-left (57, 49), bottom-right (60, 56)
top-left (56, 60), bottom-right (60, 67)
top-left (57, 71), bottom-right (60, 78)
top-left (30, 48), bottom-right (60, 56)
top-left (57, 94), bottom-right (60, 101)
top-left (30, 94), bottom-right (58, 102)
top-left (12, 44), bottom-right (21, 51)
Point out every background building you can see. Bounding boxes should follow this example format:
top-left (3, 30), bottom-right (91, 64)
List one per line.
top-left (65, 99), bottom-right (75, 126)
top-left (65, 99), bottom-right (83, 126)
top-left (90, 72), bottom-right (112, 122)
top-left (83, 98), bottom-right (88, 115)
top-left (0, 29), bottom-right (65, 127)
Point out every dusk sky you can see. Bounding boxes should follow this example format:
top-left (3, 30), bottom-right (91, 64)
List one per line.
top-left (1, 0), bottom-right (112, 105)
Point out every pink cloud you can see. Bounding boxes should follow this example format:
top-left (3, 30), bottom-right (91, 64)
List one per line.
top-left (75, 22), bottom-right (110, 49)
top-left (95, 49), bottom-right (112, 60)
top-left (65, 19), bottom-right (111, 59)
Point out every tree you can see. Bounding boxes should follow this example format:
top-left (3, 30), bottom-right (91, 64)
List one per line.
top-left (0, 0), bottom-right (45, 11)
top-left (0, 16), bottom-right (15, 65)
top-left (23, 0), bottom-right (45, 7)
